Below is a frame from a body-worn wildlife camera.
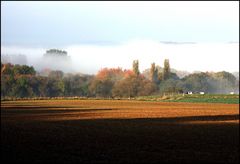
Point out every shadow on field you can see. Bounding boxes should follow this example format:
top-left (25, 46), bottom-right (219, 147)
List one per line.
top-left (1, 105), bottom-right (239, 123)
top-left (1, 113), bottom-right (239, 163)
top-left (2, 106), bottom-right (78, 109)
top-left (1, 107), bottom-right (115, 114)
top-left (147, 114), bottom-right (239, 123)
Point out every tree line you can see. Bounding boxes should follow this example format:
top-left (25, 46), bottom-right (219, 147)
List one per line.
top-left (1, 60), bottom-right (239, 98)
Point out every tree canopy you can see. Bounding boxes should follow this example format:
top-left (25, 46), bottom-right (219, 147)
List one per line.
top-left (1, 59), bottom-right (239, 98)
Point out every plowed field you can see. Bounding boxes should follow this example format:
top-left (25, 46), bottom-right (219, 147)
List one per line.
top-left (1, 100), bottom-right (239, 163)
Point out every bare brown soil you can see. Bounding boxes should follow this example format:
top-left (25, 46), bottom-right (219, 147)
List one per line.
top-left (1, 100), bottom-right (239, 163)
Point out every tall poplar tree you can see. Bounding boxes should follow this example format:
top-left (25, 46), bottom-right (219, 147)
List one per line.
top-left (150, 62), bottom-right (158, 84)
top-left (132, 60), bottom-right (140, 76)
top-left (163, 59), bottom-right (170, 80)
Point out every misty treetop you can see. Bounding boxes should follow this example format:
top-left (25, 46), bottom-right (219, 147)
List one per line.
top-left (1, 59), bottom-right (239, 98)
top-left (41, 49), bottom-right (73, 73)
top-left (45, 49), bottom-right (68, 56)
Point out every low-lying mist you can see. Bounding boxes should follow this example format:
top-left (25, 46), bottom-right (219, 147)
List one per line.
top-left (1, 40), bottom-right (239, 75)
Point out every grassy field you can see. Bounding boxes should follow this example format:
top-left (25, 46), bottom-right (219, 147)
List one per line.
top-left (137, 94), bottom-right (240, 104)
top-left (1, 100), bottom-right (239, 163)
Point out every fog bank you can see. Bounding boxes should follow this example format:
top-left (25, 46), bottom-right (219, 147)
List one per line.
top-left (1, 40), bottom-right (239, 74)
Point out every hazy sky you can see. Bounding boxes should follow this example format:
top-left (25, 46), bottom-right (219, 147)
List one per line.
top-left (1, 1), bottom-right (239, 73)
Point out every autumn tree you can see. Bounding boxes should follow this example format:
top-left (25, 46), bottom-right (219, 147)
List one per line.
top-left (1, 75), bottom-right (14, 97)
top-left (1, 61), bottom-right (239, 98)
top-left (112, 75), bottom-right (138, 98)
top-left (36, 76), bottom-right (48, 97)
top-left (138, 77), bottom-right (158, 96)
top-left (64, 74), bottom-right (92, 96)
top-left (89, 78), bottom-right (113, 97)
top-left (28, 76), bottom-right (41, 97)
top-left (13, 64), bottom-right (36, 75)
top-left (88, 68), bottom-right (125, 98)
top-left (11, 76), bottom-right (34, 98)
top-left (48, 70), bottom-right (64, 79)
top-left (1, 63), bottom-right (14, 75)
top-left (46, 78), bottom-right (65, 97)
top-left (112, 74), bottom-right (156, 98)
top-left (96, 67), bottom-right (125, 81)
